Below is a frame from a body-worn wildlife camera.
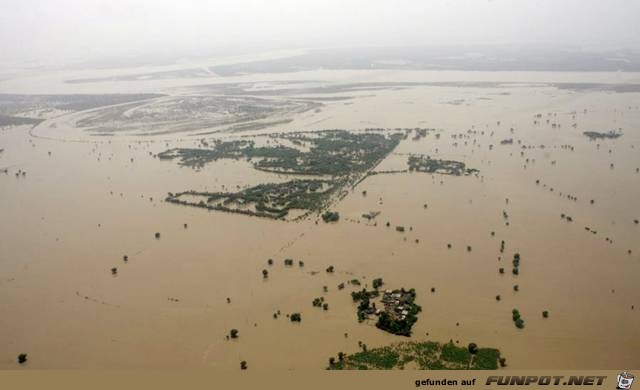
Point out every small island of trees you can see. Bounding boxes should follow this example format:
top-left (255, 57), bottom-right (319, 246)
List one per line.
top-left (321, 211), bottom-right (340, 223)
top-left (327, 340), bottom-right (504, 370)
top-left (351, 286), bottom-right (421, 336)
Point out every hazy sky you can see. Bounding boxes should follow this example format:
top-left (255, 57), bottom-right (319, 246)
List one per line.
top-left (1, 0), bottom-right (639, 67)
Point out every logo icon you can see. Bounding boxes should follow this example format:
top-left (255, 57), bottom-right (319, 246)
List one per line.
top-left (617, 372), bottom-right (634, 390)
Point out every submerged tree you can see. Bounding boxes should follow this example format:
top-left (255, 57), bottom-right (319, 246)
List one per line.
top-left (322, 211), bottom-right (340, 223)
top-left (512, 309), bottom-right (525, 329)
top-left (512, 309), bottom-right (521, 321)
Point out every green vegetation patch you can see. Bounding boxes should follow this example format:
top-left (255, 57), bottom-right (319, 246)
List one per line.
top-left (327, 341), bottom-right (504, 370)
top-left (347, 347), bottom-right (399, 369)
top-left (408, 155), bottom-right (479, 176)
top-left (158, 140), bottom-right (254, 168)
top-left (263, 130), bottom-right (403, 175)
top-left (160, 130), bottom-right (402, 175)
top-left (166, 179), bottom-right (337, 220)
top-left (441, 342), bottom-right (471, 365)
top-left (162, 130), bottom-right (404, 220)
top-left (471, 348), bottom-right (501, 370)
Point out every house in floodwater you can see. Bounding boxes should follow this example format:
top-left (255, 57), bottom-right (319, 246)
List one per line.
top-left (380, 289), bottom-right (417, 321)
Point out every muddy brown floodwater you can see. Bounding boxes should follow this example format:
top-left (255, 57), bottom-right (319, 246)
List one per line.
top-left (0, 69), bottom-right (639, 369)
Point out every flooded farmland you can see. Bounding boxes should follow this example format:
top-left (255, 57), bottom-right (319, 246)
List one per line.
top-left (1, 66), bottom-right (639, 370)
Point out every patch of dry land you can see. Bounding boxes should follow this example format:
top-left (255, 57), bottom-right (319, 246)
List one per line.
top-left (0, 66), bottom-right (639, 369)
